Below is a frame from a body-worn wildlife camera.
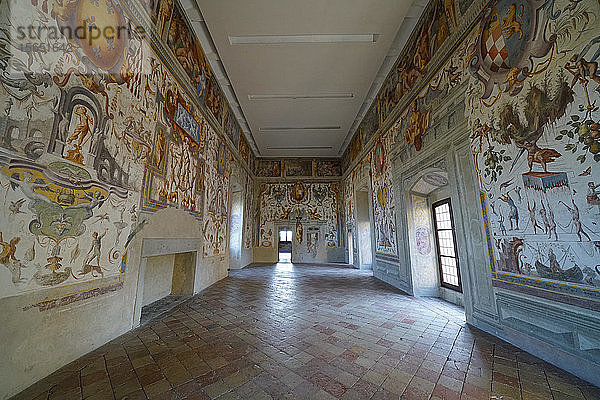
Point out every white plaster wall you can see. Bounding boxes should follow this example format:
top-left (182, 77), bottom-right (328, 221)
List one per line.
top-left (194, 254), bottom-right (228, 294)
top-left (0, 266), bottom-right (137, 400)
top-left (238, 246), bottom-right (254, 269)
top-left (142, 254), bottom-right (175, 306)
top-left (253, 246), bottom-right (277, 264)
top-left (230, 167), bottom-right (255, 269)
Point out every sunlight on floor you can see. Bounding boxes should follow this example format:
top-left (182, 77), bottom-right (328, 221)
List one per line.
top-left (278, 252), bottom-right (291, 263)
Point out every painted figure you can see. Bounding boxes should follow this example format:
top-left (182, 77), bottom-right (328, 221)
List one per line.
top-left (67, 107), bottom-right (94, 147)
top-left (413, 19), bottom-right (433, 71)
top-left (4, 171), bottom-right (50, 204)
top-left (587, 181), bottom-right (600, 206)
top-left (539, 202), bottom-right (550, 235)
top-left (65, 106), bottom-right (94, 164)
top-left (444, 0), bottom-right (458, 28)
top-left (501, 3), bottom-right (524, 40)
top-left (0, 232), bottom-right (23, 284)
top-left (157, 0), bottom-right (174, 34)
top-left (527, 202), bottom-right (542, 234)
top-left (548, 248), bottom-right (561, 274)
top-left (500, 193), bottom-right (519, 230)
top-left (546, 200), bottom-right (558, 241)
top-left (561, 199), bottom-right (591, 241)
top-left (514, 186), bottom-right (522, 203)
top-left (515, 140), bottom-right (562, 173)
top-left (567, 54), bottom-right (600, 89)
top-left (296, 222), bottom-right (303, 244)
top-left (498, 213), bottom-right (507, 236)
top-left (8, 199), bottom-right (26, 216)
top-left (85, 229), bottom-right (108, 268)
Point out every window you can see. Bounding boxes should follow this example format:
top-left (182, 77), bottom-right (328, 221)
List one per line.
top-left (432, 199), bottom-right (462, 292)
top-left (279, 230), bottom-right (292, 242)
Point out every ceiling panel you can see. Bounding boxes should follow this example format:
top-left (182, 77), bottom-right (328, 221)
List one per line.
top-left (195, 0), bottom-right (415, 157)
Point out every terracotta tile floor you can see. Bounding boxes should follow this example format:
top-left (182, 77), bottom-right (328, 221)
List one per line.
top-left (12, 264), bottom-right (600, 400)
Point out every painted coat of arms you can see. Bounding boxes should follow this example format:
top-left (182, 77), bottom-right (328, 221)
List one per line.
top-left (470, 0), bottom-right (556, 99)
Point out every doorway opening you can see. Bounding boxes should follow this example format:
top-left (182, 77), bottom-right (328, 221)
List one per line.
top-left (355, 189), bottom-right (372, 269)
top-left (278, 228), bottom-right (293, 263)
top-left (347, 229), bottom-right (354, 265)
top-left (407, 169), bottom-right (465, 308)
top-left (228, 187), bottom-right (244, 269)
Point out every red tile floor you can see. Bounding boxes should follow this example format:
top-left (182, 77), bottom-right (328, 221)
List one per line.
top-left (12, 264), bottom-right (600, 400)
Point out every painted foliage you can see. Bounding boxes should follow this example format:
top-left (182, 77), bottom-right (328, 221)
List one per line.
top-left (465, 0), bottom-right (600, 301)
top-left (257, 182), bottom-right (340, 248)
top-left (370, 133), bottom-right (398, 255)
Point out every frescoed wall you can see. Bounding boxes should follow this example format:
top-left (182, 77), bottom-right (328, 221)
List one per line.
top-left (243, 173), bottom-right (257, 250)
top-left (465, 0), bottom-right (600, 303)
top-left (345, 0), bottom-right (600, 307)
top-left (256, 182), bottom-right (342, 263)
top-left (0, 0), bottom-right (151, 298)
top-left (0, 0), bottom-right (255, 397)
top-left (340, 0), bottom-right (600, 386)
top-left (343, 176), bottom-right (356, 265)
top-left (0, 0), bottom-right (251, 298)
top-left (370, 133), bottom-right (398, 256)
top-left (342, 157), bottom-right (371, 267)
top-left (202, 137), bottom-right (231, 257)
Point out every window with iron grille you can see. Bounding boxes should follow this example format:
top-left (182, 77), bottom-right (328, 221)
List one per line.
top-left (432, 199), bottom-right (462, 292)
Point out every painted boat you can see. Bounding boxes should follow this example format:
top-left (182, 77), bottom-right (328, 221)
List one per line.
top-left (535, 261), bottom-right (583, 283)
